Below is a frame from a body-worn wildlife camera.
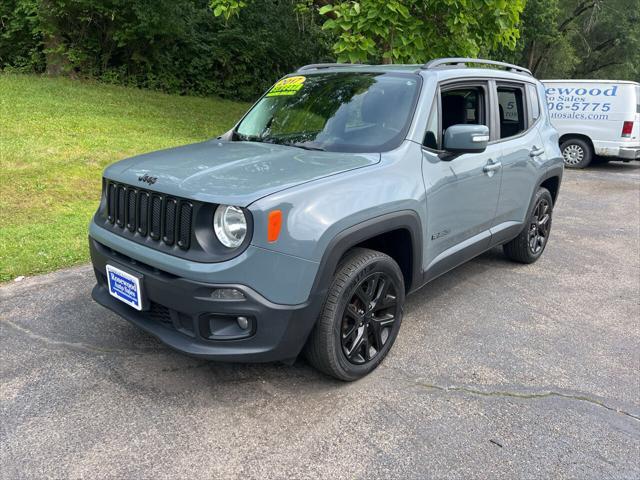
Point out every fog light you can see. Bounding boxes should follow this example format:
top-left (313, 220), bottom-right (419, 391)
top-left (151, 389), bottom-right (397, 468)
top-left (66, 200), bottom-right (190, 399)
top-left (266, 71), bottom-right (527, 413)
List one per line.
top-left (237, 316), bottom-right (249, 330)
top-left (210, 288), bottom-right (245, 300)
top-left (203, 314), bottom-right (254, 340)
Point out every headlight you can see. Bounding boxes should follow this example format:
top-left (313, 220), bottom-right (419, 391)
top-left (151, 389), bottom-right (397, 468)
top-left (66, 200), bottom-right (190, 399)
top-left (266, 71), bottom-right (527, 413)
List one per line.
top-left (213, 205), bottom-right (247, 248)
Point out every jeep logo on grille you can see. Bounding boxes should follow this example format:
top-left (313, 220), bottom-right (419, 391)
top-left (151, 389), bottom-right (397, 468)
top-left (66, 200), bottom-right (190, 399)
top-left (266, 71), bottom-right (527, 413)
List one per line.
top-left (138, 174), bottom-right (157, 185)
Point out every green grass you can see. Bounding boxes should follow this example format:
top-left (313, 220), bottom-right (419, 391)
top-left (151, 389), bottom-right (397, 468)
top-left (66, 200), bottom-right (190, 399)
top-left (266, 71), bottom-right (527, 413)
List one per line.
top-left (0, 74), bottom-right (250, 282)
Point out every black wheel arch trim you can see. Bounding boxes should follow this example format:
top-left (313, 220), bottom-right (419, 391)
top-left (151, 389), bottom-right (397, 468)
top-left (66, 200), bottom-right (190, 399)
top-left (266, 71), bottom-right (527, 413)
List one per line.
top-left (291, 210), bottom-right (423, 359)
top-left (306, 210), bottom-right (423, 310)
top-left (530, 167), bottom-right (563, 215)
top-left (507, 167), bottom-right (563, 246)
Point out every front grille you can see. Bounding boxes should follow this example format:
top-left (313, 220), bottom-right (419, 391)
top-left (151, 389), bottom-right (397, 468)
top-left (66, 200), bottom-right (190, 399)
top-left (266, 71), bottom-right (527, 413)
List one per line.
top-left (164, 199), bottom-right (177, 245)
top-left (178, 202), bottom-right (192, 249)
top-left (116, 185), bottom-right (126, 227)
top-left (105, 180), bottom-right (193, 251)
top-left (126, 188), bottom-right (136, 232)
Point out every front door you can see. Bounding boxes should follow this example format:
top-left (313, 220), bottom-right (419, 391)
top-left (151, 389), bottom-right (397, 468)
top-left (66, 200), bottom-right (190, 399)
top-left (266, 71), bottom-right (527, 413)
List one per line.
top-left (420, 82), bottom-right (501, 279)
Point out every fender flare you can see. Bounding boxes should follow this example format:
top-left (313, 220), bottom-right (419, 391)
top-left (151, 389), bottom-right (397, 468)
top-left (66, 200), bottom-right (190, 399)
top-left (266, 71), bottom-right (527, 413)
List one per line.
top-left (526, 166), bottom-right (564, 219)
top-left (305, 210), bottom-right (423, 313)
top-left (539, 164), bottom-right (564, 188)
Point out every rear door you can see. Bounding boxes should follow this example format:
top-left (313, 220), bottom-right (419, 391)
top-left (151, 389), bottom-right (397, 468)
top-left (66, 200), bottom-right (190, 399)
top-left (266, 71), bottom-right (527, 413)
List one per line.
top-left (491, 80), bottom-right (546, 245)
top-left (421, 80), bottom-right (502, 278)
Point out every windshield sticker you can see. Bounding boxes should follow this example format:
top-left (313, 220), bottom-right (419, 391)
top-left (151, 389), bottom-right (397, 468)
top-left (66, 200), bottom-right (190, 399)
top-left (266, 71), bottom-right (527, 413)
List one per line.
top-left (266, 76), bottom-right (306, 97)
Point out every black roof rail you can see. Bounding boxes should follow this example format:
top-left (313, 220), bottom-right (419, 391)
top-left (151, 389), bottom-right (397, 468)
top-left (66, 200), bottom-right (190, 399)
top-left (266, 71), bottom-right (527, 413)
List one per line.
top-left (297, 63), bottom-right (371, 72)
top-left (421, 58), bottom-right (532, 76)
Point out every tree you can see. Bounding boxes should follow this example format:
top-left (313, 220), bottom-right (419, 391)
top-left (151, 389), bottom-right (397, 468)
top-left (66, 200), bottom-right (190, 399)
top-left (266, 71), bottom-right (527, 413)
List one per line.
top-left (1, 0), bottom-right (332, 99)
top-left (496, 0), bottom-right (640, 81)
top-left (210, 0), bottom-right (526, 64)
top-left (570, 0), bottom-right (640, 80)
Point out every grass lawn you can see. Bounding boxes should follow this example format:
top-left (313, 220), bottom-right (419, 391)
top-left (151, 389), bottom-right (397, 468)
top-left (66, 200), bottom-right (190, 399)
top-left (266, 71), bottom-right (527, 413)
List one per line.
top-left (0, 74), bottom-right (250, 282)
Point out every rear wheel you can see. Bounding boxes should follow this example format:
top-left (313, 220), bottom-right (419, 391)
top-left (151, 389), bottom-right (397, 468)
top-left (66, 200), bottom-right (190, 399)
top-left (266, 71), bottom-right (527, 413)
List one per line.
top-left (503, 188), bottom-right (553, 264)
top-left (304, 248), bottom-right (404, 381)
top-left (561, 138), bottom-right (593, 169)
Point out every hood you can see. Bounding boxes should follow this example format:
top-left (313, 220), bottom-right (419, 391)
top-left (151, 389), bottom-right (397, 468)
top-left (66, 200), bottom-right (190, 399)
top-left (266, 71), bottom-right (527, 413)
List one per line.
top-left (104, 140), bottom-right (380, 207)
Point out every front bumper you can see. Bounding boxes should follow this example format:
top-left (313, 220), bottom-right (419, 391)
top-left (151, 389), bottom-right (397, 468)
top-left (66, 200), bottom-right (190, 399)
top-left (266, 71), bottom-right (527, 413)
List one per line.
top-left (619, 147), bottom-right (640, 160)
top-left (90, 238), bottom-right (322, 362)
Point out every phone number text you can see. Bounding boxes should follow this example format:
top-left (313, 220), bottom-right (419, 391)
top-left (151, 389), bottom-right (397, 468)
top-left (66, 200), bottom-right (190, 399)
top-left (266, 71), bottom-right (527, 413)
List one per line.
top-left (547, 102), bottom-right (611, 112)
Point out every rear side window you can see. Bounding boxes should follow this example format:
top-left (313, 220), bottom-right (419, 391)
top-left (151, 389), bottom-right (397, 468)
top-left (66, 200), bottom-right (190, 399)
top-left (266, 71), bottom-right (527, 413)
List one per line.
top-left (527, 84), bottom-right (541, 121)
top-left (497, 85), bottom-right (526, 139)
top-left (636, 86), bottom-right (640, 114)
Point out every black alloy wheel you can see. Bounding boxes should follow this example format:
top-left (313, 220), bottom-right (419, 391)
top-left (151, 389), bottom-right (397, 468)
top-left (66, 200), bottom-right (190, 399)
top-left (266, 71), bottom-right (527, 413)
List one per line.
top-left (528, 197), bottom-right (551, 254)
top-left (503, 187), bottom-right (554, 264)
top-left (341, 272), bottom-right (399, 365)
top-left (304, 248), bottom-right (405, 381)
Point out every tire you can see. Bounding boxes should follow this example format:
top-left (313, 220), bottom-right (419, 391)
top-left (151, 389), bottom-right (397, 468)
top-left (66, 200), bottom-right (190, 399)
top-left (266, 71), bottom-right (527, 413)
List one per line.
top-left (304, 248), bottom-right (405, 381)
top-left (560, 138), bottom-right (593, 169)
top-left (503, 188), bottom-right (553, 264)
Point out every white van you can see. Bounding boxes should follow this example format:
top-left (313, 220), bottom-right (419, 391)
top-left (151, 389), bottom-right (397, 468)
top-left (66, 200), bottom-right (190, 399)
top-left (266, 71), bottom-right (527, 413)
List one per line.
top-left (542, 80), bottom-right (640, 168)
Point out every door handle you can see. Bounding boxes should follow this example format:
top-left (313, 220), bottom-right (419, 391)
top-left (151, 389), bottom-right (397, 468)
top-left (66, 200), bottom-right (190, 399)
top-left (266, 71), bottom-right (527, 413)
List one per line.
top-left (483, 161), bottom-right (502, 173)
top-left (530, 146), bottom-right (545, 157)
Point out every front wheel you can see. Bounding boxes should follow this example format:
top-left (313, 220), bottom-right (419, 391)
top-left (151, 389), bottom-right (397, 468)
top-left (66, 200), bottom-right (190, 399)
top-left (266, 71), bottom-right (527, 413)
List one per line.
top-left (503, 188), bottom-right (553, 264)
top-left (304, 248), bottom-right (405, 381)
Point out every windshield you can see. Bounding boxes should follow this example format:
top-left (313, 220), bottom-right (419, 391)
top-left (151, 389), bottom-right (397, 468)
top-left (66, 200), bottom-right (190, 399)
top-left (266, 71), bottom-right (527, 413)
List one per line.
top-left (235, 72), bottom-right (420, 153)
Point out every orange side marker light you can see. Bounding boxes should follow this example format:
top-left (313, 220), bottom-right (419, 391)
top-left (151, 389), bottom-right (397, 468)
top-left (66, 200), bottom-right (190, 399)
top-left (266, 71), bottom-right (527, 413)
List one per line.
top-left (267, 210), bottom-right (283, 243)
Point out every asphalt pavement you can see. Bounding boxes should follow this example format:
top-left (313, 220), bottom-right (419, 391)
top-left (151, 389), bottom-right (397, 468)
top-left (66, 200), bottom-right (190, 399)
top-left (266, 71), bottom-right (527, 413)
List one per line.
top-left (1, 162), bottom-right (639, 479)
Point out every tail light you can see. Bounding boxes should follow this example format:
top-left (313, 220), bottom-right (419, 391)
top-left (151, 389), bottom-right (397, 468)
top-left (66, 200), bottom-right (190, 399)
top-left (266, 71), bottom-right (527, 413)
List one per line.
top-left (621, 121), bottom-right (633, 137)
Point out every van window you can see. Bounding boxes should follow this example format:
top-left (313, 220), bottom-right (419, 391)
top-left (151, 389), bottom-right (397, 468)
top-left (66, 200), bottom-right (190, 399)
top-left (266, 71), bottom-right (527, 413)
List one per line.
top-left (497, 86), bottom-right (526, 139)
top-left (636, 86), bottom-right (640, 114)
top-left (527, 84), bottom-right (540, 121)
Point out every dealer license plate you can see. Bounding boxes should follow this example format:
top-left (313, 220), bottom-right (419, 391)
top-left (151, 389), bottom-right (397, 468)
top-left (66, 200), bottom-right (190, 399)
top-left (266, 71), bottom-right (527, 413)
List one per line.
top-left (106, 264), bottom-right (143, 311)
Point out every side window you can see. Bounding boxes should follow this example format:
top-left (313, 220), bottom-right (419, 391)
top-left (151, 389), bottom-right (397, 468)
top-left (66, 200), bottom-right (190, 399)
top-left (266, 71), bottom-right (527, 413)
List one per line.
top-left (423, 102), bottom-right (439, 150)
top-left (441, 86), bottom-right (487, 134)
top-left (423, 84), bottom-right (489, 150)
top-left (527, 84), bottom-right (540, 121)
top-left (497, 85), bottom-right (526, 139)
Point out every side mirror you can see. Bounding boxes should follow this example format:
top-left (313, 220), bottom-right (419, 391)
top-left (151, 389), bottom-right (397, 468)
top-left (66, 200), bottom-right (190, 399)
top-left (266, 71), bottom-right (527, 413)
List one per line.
top-left (442, 124), bottom-right (490, 155)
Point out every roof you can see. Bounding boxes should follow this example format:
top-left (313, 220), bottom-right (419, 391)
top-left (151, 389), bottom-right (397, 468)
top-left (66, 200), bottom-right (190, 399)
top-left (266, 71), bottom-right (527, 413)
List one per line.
top-left (543, 79), bottom-right (640, 86)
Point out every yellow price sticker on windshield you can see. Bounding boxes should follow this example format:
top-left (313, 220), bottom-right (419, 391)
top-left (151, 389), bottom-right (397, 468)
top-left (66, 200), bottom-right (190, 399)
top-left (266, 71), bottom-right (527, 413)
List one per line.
top-left (266, 76), bottom-right (306, 97)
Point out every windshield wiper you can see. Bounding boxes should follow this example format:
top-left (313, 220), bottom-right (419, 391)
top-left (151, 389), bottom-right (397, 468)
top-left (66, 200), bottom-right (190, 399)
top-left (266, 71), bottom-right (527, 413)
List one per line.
top-left (233, 132), bottom-right (264, 143)
top-left (235, 134), bottom-right (325, 151)
top-left (285, 142), bottom-right (325, 151)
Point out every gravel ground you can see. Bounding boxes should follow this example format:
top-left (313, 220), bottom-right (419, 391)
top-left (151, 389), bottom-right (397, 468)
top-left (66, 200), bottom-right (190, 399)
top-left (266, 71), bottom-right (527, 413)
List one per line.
top-left (1, 163), bottom-right (639, 479)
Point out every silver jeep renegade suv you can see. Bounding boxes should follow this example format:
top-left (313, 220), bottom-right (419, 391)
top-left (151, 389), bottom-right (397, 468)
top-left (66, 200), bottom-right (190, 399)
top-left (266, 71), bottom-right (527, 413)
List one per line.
top-left (90, 58), bottom-right (563, 380)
